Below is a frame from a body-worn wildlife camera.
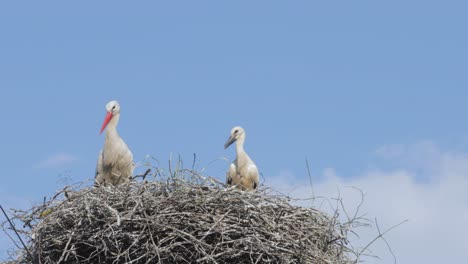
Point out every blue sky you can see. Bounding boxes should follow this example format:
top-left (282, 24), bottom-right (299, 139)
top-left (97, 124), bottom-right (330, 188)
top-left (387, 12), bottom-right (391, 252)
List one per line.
top-left (1, 1), bottom-right (468, 263)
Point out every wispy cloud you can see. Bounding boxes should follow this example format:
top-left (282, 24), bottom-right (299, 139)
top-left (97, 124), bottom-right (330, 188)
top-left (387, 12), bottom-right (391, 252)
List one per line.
top-left (267, 142), bottom-right (468, 264)
top-left (36, 153), bottom-right (78, 169)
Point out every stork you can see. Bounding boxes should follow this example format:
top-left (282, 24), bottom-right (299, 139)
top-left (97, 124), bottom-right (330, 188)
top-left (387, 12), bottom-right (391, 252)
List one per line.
top-left (95, 100), bottom-right (134, 186)
top-left (224, 126), bottom-right (259, 191)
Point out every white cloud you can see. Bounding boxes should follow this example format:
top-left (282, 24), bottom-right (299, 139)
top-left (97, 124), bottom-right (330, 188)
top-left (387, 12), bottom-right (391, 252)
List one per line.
top-left (267, 142), bottom-right (468, 264)
top-left (36, 153), bottom-right (77, 169)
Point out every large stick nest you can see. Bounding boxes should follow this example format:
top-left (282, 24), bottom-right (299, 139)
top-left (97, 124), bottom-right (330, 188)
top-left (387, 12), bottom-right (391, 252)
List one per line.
top-left (4, 170), bottom-right (355, 264)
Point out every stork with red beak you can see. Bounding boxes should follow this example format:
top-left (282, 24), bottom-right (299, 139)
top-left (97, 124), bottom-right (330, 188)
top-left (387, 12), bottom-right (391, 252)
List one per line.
top-left (95, 100), bottom-right (134, 186)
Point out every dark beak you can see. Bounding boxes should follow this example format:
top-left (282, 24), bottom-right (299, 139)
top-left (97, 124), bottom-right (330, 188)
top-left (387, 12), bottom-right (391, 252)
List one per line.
top-left (224, 135), bottom-right (237, 149)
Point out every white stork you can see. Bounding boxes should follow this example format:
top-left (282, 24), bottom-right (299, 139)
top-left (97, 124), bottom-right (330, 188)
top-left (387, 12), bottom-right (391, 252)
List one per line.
top-left (95, 100), bottom-right (134, 186)
top-left (224, 126), bottom-right (259, 191)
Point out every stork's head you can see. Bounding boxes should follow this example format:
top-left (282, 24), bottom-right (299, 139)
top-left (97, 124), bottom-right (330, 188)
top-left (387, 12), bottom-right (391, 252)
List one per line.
top-left (100, 100), bottom-right (121, 134)
top-left (224, 126), bottom-right (245, 149)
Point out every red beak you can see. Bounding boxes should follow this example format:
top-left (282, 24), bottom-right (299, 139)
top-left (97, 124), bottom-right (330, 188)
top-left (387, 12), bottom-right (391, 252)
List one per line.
top-left (100, 111), bottom-right (113, 134)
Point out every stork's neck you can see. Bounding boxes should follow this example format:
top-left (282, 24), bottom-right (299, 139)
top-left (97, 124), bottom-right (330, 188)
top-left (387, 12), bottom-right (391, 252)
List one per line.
top-left (235, 136), bottom-right (246, 156)
top-left (105, 113), bottom-right (120, 139)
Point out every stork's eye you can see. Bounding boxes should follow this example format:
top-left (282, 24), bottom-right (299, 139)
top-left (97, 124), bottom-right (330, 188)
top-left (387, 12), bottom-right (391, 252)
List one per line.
top-left (234, 130), bottom-right (239, 134)
top-left (112, 105), bottom-right (116, 110)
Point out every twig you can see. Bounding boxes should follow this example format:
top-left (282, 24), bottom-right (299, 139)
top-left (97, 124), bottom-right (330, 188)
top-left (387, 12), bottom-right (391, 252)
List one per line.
top-left (305, 157), bottom-right (315, 200)
top-left (0, 204), bottom-right (34, 262)
top-left (133, 168), bottom-right (151, 180)
top-left (192, 153), bottom-right (197, 171)
top-left (354, 218), bottom-right (408, 263)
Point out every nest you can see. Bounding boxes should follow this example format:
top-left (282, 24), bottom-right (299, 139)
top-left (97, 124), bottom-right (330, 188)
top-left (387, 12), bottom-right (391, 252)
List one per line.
top-left (3, 170), bottom-right (356, 264)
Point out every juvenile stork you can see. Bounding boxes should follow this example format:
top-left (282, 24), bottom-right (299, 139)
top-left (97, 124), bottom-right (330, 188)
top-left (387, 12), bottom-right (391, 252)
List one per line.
top-left (224, 126), bottom-right (259, 191)
top-left (95, 100), bottom-right (134, 186)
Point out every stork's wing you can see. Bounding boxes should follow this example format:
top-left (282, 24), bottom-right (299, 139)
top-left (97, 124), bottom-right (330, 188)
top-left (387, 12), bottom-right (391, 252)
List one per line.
top-left (94, 150), bottom-right (104, 185)
top-left (226, 163), bottom-right (236, 186)
top-left (246, 164), bottom-right (259, 190)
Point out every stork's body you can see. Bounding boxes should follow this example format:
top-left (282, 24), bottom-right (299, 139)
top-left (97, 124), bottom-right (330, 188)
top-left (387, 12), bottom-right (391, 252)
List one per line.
top-left (224, 127), bottom-right (259, 191)
top-left (95, 101), bottom-right (134, 186)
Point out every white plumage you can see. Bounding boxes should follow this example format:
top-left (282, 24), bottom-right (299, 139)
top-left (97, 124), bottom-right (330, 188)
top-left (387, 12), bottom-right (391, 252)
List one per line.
top-left (95, 101), bottom-right (134, 186)
top-left (224, 126), bottom-right (259, 191)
